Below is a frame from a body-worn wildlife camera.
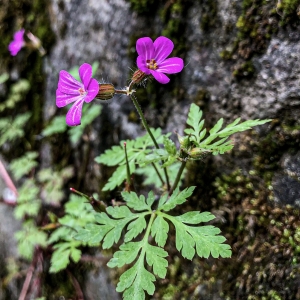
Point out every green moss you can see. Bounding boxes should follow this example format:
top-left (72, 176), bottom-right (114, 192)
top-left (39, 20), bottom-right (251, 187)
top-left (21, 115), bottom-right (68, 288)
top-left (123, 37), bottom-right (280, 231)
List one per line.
top-left (125, 0), bottom-right (160, 15)
top-left (232, 60), bottom-right (256, 78)
top-left (199, 0), bottom-right (218, 31)
top-left (277, 0), bottom-right (300, 24)
top-left (220, 0), bottom-right (298, 78)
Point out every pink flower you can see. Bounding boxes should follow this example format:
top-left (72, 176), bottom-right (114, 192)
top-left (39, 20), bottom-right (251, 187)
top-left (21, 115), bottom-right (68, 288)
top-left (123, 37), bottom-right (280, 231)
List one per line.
top-left (56, 63), bottom-right (99, 126)
top-left (8, 29), bottom-right (25, 56)
top-left (136, 36), bottom-right (184, 84)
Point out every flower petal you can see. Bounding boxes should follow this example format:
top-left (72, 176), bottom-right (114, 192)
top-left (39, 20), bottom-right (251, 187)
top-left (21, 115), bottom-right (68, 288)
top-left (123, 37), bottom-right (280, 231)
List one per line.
top-left (56, 89), bottom-right (83, 107)
top-left (150, 70), bottom-right (170, 84)
top-left (85, 78), bottom-right (99, 103)
top-left (137, 56), bottom-right (151, 75)
top-left (14, 29), bottom-right (25, 42)
top-left (158, 57), bottom-right (184, 74)
top-left (58, 70), bottom-right (83, 95)
top-left (79, 63), bottom-right (92, 90)
top-left (66, 100), bottom-right (84, 126)
top-left (136, 37), bottom-right (154, 61)
top-left (153, 36), bottom-right (174, 64)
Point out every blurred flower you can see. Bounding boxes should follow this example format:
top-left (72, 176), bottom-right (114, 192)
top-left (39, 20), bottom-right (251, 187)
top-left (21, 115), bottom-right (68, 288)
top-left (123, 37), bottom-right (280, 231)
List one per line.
top-left (56, 63), bottom-right (99, 126)
top-left (8, 29), bottom-right (25, 56)
top-left (136, 36), bottom-right (184, 84)
top-left (27, 32), bottom-right (46, 56)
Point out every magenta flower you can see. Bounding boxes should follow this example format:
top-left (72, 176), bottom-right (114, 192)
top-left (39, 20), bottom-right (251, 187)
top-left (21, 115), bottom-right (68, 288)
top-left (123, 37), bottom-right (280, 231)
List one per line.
top-left (136, 36), bottom-right (184, 84)
top-left (8, 29), bottom-right (25, 56)
top-left (56, 63), bottom-right (99, 126)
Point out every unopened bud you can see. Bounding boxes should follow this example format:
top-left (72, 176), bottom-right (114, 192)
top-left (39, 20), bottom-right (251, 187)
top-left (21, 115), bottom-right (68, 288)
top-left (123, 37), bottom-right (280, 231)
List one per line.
top-left (26, 32), bottom-right (46, 56)
top-left (189, 148), bottom-right (211, 160)
top-left (176, 133), bottom-right (191, 149)
top-left (96, 83), bottom-right (115, 100)
top-left (131, 69), bottom-right (147, 85)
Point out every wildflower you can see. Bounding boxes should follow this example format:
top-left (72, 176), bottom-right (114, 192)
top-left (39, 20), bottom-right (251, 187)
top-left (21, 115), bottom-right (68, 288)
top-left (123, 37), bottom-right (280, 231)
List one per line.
top-left (56, 63), bottom-right (99, 126)
top-left (136, 36), bottom-right (184, 84)
top-left (8, 29), bottom-right (25, 56)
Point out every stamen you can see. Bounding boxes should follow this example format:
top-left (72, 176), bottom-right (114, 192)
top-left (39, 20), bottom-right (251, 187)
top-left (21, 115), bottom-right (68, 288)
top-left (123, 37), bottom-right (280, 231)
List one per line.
top-left (146, 59), bottom-right (158, 70)
top-left (78, 87), bottom-right (86, 95)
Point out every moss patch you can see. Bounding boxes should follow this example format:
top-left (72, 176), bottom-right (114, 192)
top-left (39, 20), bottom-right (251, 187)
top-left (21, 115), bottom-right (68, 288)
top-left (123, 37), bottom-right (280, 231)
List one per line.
top-left (221, 0), bottom-right (300, 79)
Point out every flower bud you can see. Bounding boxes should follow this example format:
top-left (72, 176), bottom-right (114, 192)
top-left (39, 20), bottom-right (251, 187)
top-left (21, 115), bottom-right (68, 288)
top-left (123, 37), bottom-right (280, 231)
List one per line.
top-left (131, 69), bottom-right (147, 85)
top-left (188, 148), bottom-right (211, 160)
top-left (96, 83), bottom-right (115, 100)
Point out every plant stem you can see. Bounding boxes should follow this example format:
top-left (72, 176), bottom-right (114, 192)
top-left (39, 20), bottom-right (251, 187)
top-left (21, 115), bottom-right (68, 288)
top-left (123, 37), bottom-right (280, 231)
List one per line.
top-left (169, 160), bottom-right (186, 195)
top-left (151, 162), bottom-right (164, 186)
top-left (130, 94), bottom-right (170, 191)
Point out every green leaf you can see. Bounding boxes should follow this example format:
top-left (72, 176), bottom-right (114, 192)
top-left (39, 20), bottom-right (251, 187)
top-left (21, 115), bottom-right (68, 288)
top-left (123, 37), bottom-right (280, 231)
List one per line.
top-left (145, 244), bottom-right (168, 278)
top-left (42, 116), bottom-right (67, 136)
top-left (49, 240), bottom-right (82, 273)
top-left (102, 161), bottom-right (136, 191)
top-left (163, 213), bottom-right (232, 259)
top-left (14, 179), bottom-right (41, 219)
top-left (75, 209), bottom-right (141, 248)
top-left (183, 103), bottom-right (272, 156)
top-left (184, 103), bottom-right (204, 143)
top-left (136, 162), bottom-right (186, 190)
top-left (10, 152), bottom-right (39, 180)
top-left (74, 223), bottom-right (110, 245)
top-left (150, 215), bottom-right (169, 247)
top-left (116, 257), bottom-right (155, 297)
top-left (125, 215), bottom-right (147, 242)
top-left (15, 221), bottom-right (47, 260)
top-left (107, 241), bottom-right (142, 268)
top-left (121, 191), bottom-right (151, 211)
top-left (175, 211), bottom-right (215, 224)
top-left (146, 191), bottom-right (155, 208)
top-left (0, 113), bottom-right (31, 146)
top-left (158, 186), bottom-right (196, 212)
top-left (68, 105), bottom-right (102, 144)
top-left (163, 136), bottom-right (177, 156)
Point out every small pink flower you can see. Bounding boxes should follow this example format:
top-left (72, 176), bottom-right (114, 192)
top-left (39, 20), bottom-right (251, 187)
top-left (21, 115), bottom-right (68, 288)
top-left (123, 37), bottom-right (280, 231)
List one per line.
top-left (8, 29), bottom-right (25, 56)
top-left (56, 63), bottom-right (99, 126)
top-left (136, 36), bottom-right (184, 84)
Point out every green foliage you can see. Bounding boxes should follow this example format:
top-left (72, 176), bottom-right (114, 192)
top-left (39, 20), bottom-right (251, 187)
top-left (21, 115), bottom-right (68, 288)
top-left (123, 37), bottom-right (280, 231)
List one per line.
top-left (136, 162), bottom-right (186, 189)
top-left (0, 79), bottom-right (30, 112)
top-left (95, 128), bottom-right (166, 191)
top-left (0, 72), bottom-right (9, 84)
top-left (41, 116), bottom-right (67, 136)
top-left (184, 103), bottom-right (272, 155)
top-left (75, 187), bottom-right (231, 299)
top-left (10, 152), bottom-right (39, 180)
top-left (48, 194), bottom-right (96, 273)
top-left (15, 220), bottom-right (47, 260)
top-left (14, 179), bottom-right (41, 220)
top-left (37, 167), bottom-right (73, 204)
top-left (0, 113), bottom-right (31, 146)
top-left (42, 105), bottom-right (102, 144)
top-left (69, 104), bottom-right (102, 144)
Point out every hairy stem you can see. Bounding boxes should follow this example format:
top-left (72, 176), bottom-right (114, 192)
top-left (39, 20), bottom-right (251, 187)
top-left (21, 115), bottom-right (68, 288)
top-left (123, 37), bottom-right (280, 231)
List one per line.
top-left (169, 161), bottom-right (186, 195)
top-left (130, 94), bottom-right (170, 190)
top-left (151, 162), bottom-right (164, 186)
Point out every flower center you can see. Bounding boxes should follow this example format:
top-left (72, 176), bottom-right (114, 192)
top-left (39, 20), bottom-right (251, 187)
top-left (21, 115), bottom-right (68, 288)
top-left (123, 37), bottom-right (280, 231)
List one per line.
top-left (146, 59), bottom-right (158, 70)
top-left (78, 87), bottom-right (86, 96)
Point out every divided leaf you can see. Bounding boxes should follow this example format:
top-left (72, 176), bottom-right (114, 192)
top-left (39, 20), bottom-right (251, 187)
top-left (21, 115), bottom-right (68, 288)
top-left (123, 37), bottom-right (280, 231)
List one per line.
top-left (108, 241), bottom-right (168, 300)
top-left (184, 103), bottom-right (271, 155)
top-left (157, 186), bottom-right (196, 212)
top-left (150, 215), bottom-right (169, 247)
top-left (75, 207), bottom-right (149, 248)
top-left (162, 213), bottom-right (232, 260)
top-left (49, 241), bottom-right (82, 273)
top-left (95, 128), bottom-right (168, 191)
